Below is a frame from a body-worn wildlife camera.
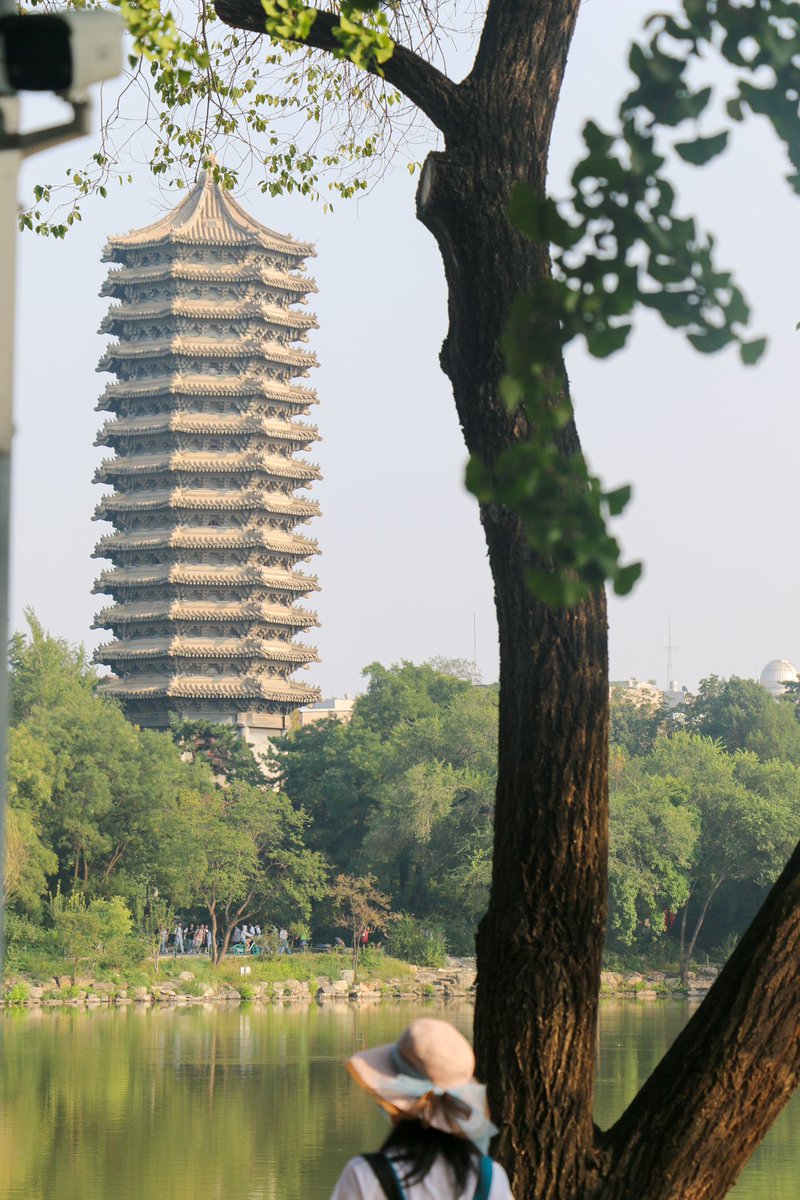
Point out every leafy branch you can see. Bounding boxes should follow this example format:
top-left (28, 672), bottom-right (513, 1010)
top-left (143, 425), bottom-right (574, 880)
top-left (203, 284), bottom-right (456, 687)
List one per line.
top-left (467, 0), bottom-right (799, 607)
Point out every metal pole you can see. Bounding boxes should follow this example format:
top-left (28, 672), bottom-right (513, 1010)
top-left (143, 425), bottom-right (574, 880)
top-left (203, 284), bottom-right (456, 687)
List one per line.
top-left (0, 92), bottom-right (93, 974)
top-left (0, 13), bottom-right (120, 976)
top-left (0, 92), bottom-right (21, 969)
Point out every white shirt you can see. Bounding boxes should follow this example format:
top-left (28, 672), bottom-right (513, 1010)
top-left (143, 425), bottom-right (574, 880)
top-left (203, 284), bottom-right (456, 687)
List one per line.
top-left (328, 1154), bottom-right (514, 1200)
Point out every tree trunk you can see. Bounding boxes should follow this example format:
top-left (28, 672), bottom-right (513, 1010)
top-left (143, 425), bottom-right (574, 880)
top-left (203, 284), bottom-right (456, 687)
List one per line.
top-left (678, 891), bottom-right (690, 970)
top-left (415, 6), bottom-right (605, 1196)
top-left (681, 876), bottom-right (724, 985)
top-left (411, 5), bottom-right (800, 1199)
top-left (601, 843), bottom-right (800, 1200)
top-left (209, 3), bottom-right (800, 1196)
top-left (209, 905), bottom-right (220, 966)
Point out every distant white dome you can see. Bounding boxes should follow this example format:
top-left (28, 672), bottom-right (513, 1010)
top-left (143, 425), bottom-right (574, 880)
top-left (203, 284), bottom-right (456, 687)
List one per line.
top-left (759, 659), bottom-right (799, 698)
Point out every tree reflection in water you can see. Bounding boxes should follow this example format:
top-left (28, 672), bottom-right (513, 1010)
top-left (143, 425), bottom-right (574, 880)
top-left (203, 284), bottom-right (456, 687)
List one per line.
top-left (0, 1002), bottom-right (796, 1200)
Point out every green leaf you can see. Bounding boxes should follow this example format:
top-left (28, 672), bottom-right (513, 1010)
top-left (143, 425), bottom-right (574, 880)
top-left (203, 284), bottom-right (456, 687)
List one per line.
top-left (740, 337), bottom-right (767, 366)
top-left (726, 96), bottom-right (744, 121)
top-left (586, 324), bottom-right (631, 359)
top-left (674, 131), bottom-right (729, 165)
top-left (687, 326), bottom-right (734, 354)
top-left (499, 375), bottom-right (525, 412)
top-left (613, 562), bottom-right (643, 596)
top-left (464, 456), bottom-right (492, 503)
top-left (526, 568), bottom-right (589, 610)
top-left (605, 485), bottom-right (633, 517)
top-left (509, 184), bottom-right (583, 249)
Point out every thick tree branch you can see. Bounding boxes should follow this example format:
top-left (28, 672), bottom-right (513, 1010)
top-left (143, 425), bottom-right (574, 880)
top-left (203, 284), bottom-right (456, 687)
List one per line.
top-left (459, 0), bottom-right (580, 179)
top-left (602, 837), bottom-right (800, 1200)
top-left (214, 1), bottom-right (463, 136)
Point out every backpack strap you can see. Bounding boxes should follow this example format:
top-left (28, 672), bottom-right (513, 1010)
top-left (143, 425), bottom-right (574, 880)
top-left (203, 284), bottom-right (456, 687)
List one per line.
top-left (472, 1155), bottom-right (494, 1200)
top-left (362, 1153), bottom-right (406, 1200)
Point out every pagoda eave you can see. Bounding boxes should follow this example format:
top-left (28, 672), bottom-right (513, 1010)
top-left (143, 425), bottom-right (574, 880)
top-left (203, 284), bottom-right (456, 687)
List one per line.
top-left (101, 262), bottom-right (318, 296)
top-left (93, 529), bottom-right (319, 560)
top-left (96, 673), bottom-right (322, 704)
top-left (93, 601), bottom-right (319, 628)
top-left (95, 415), bottom-right (318, 448)
top-left (100, 302), bottom-right (318, 334)
top-left (94, 452), bottom-right (320, 484)
top-left (93, 489), bottom-right (319, 519)
top-left (94, 566), bottom-right (319, 592)
top-left (97, 376), bottom-right (318, 410)
top-left (94, 637), bottom-right (319, 664)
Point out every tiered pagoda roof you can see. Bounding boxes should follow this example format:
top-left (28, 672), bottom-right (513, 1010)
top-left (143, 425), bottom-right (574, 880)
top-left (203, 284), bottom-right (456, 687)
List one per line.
top-left (92, 171), bottom-right (323, 742)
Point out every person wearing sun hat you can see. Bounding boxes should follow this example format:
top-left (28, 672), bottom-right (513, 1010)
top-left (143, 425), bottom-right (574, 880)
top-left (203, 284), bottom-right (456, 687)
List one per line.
top-left (328, 1018), bottom-right (514, 1200)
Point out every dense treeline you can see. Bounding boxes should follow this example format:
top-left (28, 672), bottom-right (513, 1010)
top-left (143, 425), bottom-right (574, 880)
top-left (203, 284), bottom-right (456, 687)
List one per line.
top-left (274, 659), bottom-right (497, 954)
top-left (4, 614), bottom-right (328, 970)
top-left (609, 681), bottom-right (800, 967)
top-left (4, 615), bottom-right (799, 973)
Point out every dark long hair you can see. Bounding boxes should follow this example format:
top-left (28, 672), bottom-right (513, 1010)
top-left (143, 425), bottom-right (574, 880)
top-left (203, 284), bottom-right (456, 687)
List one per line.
top-left (382, 1119), bottom-right (479, 1191)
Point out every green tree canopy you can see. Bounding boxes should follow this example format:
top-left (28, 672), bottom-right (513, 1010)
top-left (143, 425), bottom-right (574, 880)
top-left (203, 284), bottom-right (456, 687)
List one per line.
top-left (9, 609), bottom-right (95, 725)
top-left (610, 685), bottom-right (669, 758)
top-left (175, 781), bottom-right (328, 962)
top-left (169, 718), bottom-right (266, 786)
top-left (275, 661), bottom-right (497, 951)
top-left (688, 675), bottom-right (800, 762)
top-left (612, 734), bottom-right (800, 971)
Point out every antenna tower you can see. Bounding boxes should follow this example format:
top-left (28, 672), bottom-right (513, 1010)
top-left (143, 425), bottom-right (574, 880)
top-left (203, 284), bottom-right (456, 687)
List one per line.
top-left (664, 617), bottom-right (678, 689)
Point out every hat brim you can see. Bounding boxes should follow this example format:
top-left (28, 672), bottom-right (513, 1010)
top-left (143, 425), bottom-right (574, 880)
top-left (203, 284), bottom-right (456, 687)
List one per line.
top-left (346, 1043), bottom-right (401, 1100)
top-left (347, 1043), bottom-right (477, 1111)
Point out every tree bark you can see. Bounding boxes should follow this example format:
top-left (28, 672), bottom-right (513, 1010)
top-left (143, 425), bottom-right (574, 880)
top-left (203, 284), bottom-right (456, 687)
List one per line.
top-left (211, 2), bottom-right (800, 1197)
top-left (602, 841), bottom-right (800, 1200)
top-left (413, 5), bottom-right (604, 1196)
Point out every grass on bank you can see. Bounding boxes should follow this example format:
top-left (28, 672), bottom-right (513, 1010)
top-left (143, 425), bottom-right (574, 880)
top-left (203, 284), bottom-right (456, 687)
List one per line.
top-left (3, 945), bottom-right (417, 991)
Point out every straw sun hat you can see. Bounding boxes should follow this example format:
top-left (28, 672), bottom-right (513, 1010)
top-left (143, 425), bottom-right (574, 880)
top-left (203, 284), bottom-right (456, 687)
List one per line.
top-left (346, 1018), bottom-right (498, 1154)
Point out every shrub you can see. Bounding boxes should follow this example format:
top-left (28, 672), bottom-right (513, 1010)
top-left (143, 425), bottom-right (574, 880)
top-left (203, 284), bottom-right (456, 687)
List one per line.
top-left (181, 980), bottom-right (207, 997)
top-left (388, 914), bottom-right (447, 968)
top-left (238, 982), bottom-right (254, 1001)
top-left (50, 889), bottom-right (135, 983)
top-left (3, 981), bottom-right (29, 1005)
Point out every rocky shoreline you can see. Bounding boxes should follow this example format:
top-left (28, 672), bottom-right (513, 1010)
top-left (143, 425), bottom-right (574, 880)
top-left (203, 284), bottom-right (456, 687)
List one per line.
top-left (1, 961), bottom-right (720, 1009)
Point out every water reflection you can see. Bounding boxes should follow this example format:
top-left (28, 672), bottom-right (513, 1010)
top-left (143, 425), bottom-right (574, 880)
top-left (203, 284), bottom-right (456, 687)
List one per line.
top-left (0, 1002), bottom-right (796, 1200)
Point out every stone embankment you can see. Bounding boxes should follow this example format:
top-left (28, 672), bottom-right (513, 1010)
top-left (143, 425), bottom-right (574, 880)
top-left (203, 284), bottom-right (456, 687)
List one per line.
top-left (1, 960), bottom-right (718, 1008)
top-left (0, 961), bottom-right (480, 1008)
top-left (600, 967), bottom-right (719, 998)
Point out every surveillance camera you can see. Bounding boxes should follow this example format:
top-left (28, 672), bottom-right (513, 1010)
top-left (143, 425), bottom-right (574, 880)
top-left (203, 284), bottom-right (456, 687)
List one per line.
top-left (0, 11), bottom-right (122, 96)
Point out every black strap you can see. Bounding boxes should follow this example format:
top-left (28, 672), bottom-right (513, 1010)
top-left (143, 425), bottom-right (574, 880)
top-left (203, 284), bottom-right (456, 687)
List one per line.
top-left (363, 1153), bottom-right (405, 1200)
top-left (363, 1151), bottom-right (495, 1199)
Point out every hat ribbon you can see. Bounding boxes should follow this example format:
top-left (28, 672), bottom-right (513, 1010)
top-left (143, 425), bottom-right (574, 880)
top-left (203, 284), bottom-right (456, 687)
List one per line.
top-left (373, 1067), bottom-right (498, 1155)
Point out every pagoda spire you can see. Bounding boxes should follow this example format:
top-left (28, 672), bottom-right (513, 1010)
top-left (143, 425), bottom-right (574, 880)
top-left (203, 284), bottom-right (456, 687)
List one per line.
top-left (92, 174), bottom-right (322, 752)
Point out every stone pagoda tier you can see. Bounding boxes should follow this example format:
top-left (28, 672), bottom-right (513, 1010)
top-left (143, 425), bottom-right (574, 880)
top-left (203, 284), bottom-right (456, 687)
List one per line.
top-left (92, 171), bottom-right (322, 750)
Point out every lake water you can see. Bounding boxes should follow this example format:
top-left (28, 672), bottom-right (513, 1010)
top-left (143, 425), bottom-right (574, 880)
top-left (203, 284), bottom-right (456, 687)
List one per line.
top-left (0, 1000), bottom-right (796, 1199)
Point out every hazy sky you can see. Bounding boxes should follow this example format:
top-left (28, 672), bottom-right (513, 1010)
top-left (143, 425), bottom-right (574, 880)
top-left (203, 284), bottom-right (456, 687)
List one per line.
top-left (10, 1), bottom-right (800, 699)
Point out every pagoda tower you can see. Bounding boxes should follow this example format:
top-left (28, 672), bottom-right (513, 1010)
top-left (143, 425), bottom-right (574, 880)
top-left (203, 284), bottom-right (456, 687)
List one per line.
top-left (92, 172), bottom-right (322, 751)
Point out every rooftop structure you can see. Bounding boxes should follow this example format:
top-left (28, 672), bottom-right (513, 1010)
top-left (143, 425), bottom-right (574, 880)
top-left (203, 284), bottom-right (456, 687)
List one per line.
top-left (759, 659), bottom-right (799, 699)
top-left (611, 677), bottom-right (689, 711)
top-left (296, 694), bottom-right (356, 727)
top-left (92, 171), bottom-right (322, 751)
